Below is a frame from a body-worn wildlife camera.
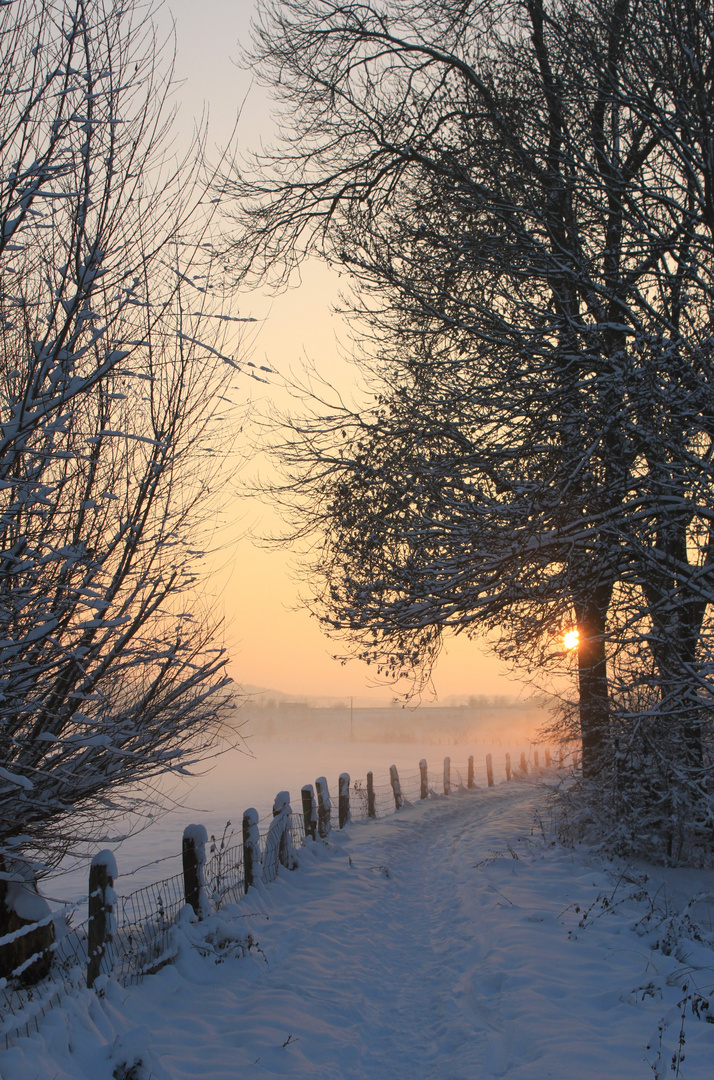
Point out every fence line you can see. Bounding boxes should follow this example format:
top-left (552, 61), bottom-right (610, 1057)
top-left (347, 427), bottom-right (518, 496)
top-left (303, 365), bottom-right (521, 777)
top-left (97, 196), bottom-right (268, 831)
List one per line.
top-left (0, 744), bottom-right (572, 1045)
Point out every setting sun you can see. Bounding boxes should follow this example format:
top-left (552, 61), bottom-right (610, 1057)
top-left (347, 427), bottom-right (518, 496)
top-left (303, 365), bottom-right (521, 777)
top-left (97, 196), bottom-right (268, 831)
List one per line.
top-left (563, 629), bottom-right (579, 651)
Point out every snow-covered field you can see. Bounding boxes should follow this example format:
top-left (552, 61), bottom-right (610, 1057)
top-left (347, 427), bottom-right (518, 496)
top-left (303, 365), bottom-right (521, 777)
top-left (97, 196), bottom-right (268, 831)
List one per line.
top-left (46, 737), bottom-right (536, 906)
top-left (8, 776), bottom-right (714, 1079)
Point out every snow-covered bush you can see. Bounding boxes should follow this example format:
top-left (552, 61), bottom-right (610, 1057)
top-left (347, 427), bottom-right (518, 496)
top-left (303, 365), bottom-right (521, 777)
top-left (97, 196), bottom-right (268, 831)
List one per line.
top-left (553, 738), bottom-right (714, 868)
top-left (0, 0), bottom-right (246, 887)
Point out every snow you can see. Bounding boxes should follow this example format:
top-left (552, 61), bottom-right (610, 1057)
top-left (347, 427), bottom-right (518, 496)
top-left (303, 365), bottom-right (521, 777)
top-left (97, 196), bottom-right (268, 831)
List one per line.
top-left (242, 807), bottom-right (262, 885)
top-left (5, 777), bottom-right (714, 1079)
top-left (263, 793), bottom-right (297, 881)
top-left (315, 776), bottom-right (332, 809)
top-left (272, 791), bottom-right (290, 814)
top-left (316, 776), bottom-right (333, 839)
top-left (0, 766), bottom-right (32, 791)
top-left (181, 825), bottom-right (208, 859)
top-left (1, 861), bottom-right (51, 924)
top-left (45, 739), bottom-right (537, 909)
top-left (90, 850), bottom-right (117, 879)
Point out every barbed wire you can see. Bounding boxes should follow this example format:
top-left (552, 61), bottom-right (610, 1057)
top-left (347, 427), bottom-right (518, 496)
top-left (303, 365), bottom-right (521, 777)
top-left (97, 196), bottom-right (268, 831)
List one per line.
top-left (114, 851), bottom-right (185, 881)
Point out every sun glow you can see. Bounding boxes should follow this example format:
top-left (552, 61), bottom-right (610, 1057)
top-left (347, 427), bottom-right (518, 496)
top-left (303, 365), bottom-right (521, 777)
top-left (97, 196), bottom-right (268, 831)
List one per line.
top-left (563, 629), bottom-right (579, 651)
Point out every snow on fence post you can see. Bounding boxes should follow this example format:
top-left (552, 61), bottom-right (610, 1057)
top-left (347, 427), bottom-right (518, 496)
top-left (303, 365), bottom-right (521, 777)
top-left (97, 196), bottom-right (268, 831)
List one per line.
top-left (182, 825), bottom-right (210, 920)
top-left (87, 850), bottom-right (117, 989)
top-left (389, 765), bottom-right (404, 809)
top-left (367, 771), bottom-right (376, 818)
top-left (534, 749), bottom-right (540, 768)
top-left (242, 809), bottom-right (261, 892)
top-left (486, 753), bottom-right (494, 788)
top-left (545, 749), bottom-right (551, 767)
top-left (301, 784), bottom-right (317, 841)
top-left (520, 752), bottom-right (528, 774)
top-left (338, 774), bottom-right (351, 828)
top-left (505, 753), bottom-right (512, 781)
top-left (443, 757), bottom-right (451, 795)
top-left (316, 777), bottom-right (332, 838)
top-left (263, 792), bottom-right (298, 881)
top-left (419, 759), bottom-right (428, 799)
top-left (467, 756), bottom-right (474, 789)
top-left (274, 791), bottom-right (296, 869)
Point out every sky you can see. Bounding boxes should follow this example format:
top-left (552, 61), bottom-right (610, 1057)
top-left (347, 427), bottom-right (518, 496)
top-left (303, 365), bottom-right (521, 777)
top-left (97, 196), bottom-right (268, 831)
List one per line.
top-left (159, 0), bottom-right (536, 702)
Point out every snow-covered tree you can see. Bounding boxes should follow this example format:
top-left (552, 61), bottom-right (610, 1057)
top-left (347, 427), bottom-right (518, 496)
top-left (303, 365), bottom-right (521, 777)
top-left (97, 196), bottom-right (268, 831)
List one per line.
top-left (226, 0), bottom-right (714, 856)
top-left (0, 0), bottom-right (246, 875)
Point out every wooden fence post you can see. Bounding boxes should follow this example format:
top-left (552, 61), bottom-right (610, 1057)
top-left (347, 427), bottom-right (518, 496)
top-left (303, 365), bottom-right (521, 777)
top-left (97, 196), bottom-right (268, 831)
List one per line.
top-left (558, 747), bottom-right (564, 768)
top-left (262, 792), bottom-right (297, 881)
top-left (87, 850), bottom-right (117, 989)
top-left (339, 773), bottom-right (351, 828)
top-left (273, 791), bottom-right (295, 869)
top-left (389, 765), bottom-right (404, 809)
top-left (182, 825), bottom-right (209, 919)
top-left (545, 749), bottom-right (551, 767)
top-left (467, 756), bottom-right (474, 789)
top-left (443, 756), bottom-right (451, 795)
top-left (534, 749), bottom-right (540, 768)
top-left (520, 751), bottom-right (528, 774)
top-left (0, 861), bottom-right (54, 986)
top-left (242, 808), bottom-right (261, 892)
top-left (419, 759), bottom-right (428, 799)
top-left (316, 777), bottom-right (332, 837)
top-left (301, 785), bottom-right (317, 841)
top-left (486, 753), bottom-right (494, 788)
top-left (505, 752), bottom-right (511, 781)
top-left (367, 771), bottom-right (376, 818)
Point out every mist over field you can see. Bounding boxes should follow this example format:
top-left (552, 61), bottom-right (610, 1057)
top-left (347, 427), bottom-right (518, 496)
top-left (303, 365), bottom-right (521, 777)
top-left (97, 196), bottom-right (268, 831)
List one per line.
top-left (46, 687), bottom-right (553, 908)
top-left (239, 684), bottom-right (551, 748)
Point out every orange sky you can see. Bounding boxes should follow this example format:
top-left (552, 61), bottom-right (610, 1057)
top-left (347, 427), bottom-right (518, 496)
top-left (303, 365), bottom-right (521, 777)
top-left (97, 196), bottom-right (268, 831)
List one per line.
top-left (166, 0), bottom-right (534, 702)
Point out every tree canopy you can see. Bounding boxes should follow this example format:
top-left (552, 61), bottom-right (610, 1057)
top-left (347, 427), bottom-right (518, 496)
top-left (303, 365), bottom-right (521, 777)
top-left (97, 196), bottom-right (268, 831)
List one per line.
top-left (227, 0), bottom-right (714, 858)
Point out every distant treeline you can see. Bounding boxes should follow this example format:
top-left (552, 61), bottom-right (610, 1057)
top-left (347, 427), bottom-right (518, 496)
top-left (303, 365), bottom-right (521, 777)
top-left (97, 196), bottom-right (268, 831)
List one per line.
top-left (241, 698), bottom-right (552, 746)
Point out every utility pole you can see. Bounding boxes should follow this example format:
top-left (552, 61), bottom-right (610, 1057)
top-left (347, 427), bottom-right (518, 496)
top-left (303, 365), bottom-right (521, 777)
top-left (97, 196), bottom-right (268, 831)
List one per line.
top-left (350, 696), bottom-right (354, 742)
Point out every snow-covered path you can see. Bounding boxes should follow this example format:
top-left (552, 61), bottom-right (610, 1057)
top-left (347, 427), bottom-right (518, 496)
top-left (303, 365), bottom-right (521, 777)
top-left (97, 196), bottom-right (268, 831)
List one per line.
top-left (5, 781), bottom-right (714, 1079)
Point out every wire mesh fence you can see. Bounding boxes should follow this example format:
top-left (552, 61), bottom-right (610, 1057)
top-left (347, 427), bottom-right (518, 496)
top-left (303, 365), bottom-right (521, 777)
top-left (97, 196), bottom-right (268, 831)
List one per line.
top-left (1, 745), bottom-right (562, 1046)
top-left (0, 914), bottom-right (89, 1045)
top-left (112, 869), bottom-right (187, 985)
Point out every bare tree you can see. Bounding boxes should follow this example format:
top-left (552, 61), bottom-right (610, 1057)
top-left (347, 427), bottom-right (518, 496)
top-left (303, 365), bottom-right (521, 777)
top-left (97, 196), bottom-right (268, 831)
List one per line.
top-left (0, 0), bottom-right (247, 877)
top-left (227, 0), bottom-right (714, 844)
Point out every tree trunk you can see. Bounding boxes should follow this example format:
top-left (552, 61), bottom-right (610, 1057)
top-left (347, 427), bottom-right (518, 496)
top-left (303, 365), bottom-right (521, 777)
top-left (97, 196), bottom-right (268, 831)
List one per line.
top-left (575, 584), bottom-right (612, 778)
